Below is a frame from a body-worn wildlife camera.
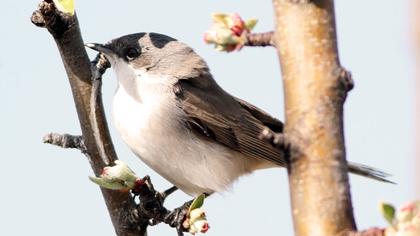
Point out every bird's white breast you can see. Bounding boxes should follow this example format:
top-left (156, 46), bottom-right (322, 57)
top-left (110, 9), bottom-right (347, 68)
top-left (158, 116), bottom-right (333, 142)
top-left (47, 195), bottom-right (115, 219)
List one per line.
top-left (112, 64), bottom-right (255, 196)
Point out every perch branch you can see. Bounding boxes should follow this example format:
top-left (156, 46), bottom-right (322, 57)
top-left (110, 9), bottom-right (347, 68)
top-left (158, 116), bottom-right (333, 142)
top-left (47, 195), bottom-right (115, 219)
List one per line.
top-left (271, 0), bottom-right (356, 235)
top-left (32, 2), bottom-right (195, 235)
top-left (31, 1), bottom-right (144, 235)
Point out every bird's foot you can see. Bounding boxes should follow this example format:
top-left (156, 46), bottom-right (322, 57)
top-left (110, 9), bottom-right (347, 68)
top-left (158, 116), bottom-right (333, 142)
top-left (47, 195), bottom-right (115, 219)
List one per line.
top-left (130, 177), bottom-right (204, 235)
top-left (146, 186), bottom-right (179, 226)
top-left (164, 200), bottom-right (193, 236)
top-left (158, 186), bottom-right (178, 202)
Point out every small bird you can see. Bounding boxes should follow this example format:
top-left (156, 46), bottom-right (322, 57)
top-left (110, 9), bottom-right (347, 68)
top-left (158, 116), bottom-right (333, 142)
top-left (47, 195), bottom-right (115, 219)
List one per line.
top-left (86, 32), bottom-right (390, 197)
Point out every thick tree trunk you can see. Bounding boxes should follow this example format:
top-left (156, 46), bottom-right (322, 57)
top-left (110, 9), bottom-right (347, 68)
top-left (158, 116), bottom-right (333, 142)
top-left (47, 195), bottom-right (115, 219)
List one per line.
top-left (271, 1), bottom-right (356, 235)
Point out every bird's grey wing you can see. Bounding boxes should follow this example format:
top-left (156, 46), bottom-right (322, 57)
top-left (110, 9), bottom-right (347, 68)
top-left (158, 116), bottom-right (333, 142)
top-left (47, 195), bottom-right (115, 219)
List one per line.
top-left (174, 75), bottom-right (286, 166)
top-left (234, 97), bottom-right (394, 183)
top-left (234, 97), bottom-right (283, 133)
top-left (174, 74), bottom-right (394, 183)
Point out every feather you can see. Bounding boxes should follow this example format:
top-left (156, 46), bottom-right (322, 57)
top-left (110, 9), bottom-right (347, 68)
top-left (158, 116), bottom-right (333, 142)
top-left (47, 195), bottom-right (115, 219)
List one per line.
top-left (174, 73), bottom-right (393, 183)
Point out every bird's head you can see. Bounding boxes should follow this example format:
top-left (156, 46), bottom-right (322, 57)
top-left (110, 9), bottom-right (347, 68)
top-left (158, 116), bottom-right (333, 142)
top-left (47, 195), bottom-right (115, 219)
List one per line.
top-left (86, 32), bottom-right (209, 80)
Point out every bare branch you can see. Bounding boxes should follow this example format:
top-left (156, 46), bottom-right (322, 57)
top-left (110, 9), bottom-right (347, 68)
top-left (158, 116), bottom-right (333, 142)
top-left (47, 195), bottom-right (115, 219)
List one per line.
top-left (245, 31), bottom-right (275, 47)
top-left (91, 53), bottom-right (111, 80)
top-left (32, 2), bottom-right (196, 235)
top-left (271, 0), bottom-right (356, 235)
top-left (31, 1), bottom-right (145, 235)
top-left (43, 133), bottom-right (86, 152)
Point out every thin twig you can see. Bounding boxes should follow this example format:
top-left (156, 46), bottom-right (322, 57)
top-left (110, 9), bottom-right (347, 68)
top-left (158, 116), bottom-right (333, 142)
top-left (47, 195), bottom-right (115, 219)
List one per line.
top-left (43, 133), bottom-right (86, 153)
top-left (245, 31), bottom-right (275, 47)
top-left (161, 186), bottom-right (179, 200)
top-left (90, 53), bottom-right (111, 164)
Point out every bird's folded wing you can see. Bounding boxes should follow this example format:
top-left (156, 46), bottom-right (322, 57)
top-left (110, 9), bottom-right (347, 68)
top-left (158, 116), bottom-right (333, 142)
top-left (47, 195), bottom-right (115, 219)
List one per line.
top-left (234, 97), bottom-right (283, 133)
top-left (173, 75), bottom-right (394, 183)
top-left (174, 75), bottom-right (286, 166)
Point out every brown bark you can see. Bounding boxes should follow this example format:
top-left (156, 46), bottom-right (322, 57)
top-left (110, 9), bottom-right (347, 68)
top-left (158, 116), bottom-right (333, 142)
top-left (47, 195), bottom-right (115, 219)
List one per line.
top-left (246, 31), bottom-right (275, 47)
top-left (271, 0), bottom-right (356, 235)
top-left (31, 2), bottom-right (147, 235)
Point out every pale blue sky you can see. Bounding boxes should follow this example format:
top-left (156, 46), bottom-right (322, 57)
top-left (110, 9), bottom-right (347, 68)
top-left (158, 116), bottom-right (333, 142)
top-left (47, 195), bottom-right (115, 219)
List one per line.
top-left (0, 1), bottom-right (415, 235)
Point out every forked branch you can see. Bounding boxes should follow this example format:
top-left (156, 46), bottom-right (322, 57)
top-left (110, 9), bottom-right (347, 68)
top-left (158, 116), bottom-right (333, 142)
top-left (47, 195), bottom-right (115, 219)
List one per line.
top-left (31, 1), bottom-right (201, 235)
top-left (31, 1), bottom-right (145, 235)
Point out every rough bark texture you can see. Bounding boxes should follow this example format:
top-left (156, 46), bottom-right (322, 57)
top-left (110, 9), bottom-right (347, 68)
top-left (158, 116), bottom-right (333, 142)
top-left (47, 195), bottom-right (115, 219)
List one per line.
top-left (43, 133), bottom-right (86, 152)
top-left (31, 2), bottom-right (146, 235)
top-left (271, 0), bottom-right (356, 235)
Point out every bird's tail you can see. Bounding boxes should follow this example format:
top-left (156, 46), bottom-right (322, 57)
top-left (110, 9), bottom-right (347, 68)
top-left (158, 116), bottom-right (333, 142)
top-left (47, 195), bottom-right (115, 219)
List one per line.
top-left (348, 162), bottom-right (395, 184)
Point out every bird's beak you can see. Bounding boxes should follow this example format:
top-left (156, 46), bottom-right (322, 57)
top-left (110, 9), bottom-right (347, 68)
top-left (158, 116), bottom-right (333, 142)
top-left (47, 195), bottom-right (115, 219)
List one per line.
top-left (85, 43), bottom-right (114, 55)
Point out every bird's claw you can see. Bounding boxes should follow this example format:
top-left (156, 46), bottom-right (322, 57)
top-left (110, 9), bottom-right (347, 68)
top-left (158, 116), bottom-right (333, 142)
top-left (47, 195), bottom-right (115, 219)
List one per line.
top-left (164, 200), bottom-right (193, 235)
top-left (157, 186), bottom-right (178, 203)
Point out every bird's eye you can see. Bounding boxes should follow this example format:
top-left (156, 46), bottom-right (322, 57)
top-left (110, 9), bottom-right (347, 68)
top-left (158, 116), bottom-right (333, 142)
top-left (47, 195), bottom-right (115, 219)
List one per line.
top-left (125, 48), bottom-right (140, 61)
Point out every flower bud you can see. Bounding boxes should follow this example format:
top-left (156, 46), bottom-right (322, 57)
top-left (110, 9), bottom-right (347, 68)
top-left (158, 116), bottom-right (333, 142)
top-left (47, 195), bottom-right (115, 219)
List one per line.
top-left (89, 160), bottom-right (139, 190)
top-left (190, 219), bottom-right (210, 234)
top-left (183, 208), bottom-right (210, 235)
top-left (383, 201), bottom-right (420, 236)
top-left (396, 201), bottom-right (420, 224)
top-left (204, 12), bottom-right (257, 52)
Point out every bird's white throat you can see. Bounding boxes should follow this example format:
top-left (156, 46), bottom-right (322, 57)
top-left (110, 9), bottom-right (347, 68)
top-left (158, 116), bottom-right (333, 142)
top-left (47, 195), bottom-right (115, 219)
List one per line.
top-left (111, 59), bottom-right (258, 196)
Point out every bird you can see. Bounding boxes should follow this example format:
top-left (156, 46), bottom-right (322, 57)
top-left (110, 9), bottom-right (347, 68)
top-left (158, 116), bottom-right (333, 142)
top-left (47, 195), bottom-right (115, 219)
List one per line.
top-left (86, 32), bottom-right (391, 197)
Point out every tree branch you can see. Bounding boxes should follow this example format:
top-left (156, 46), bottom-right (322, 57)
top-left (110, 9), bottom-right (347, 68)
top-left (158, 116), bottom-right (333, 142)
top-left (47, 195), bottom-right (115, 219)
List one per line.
top-left (31, 2), bottom-right (145, 235)
top-left (31, 2), bottom-right (197, 235)
top-left (271, 0), bottom-right (356, 235)
top-left (245, 31), bottom-right (275, 47)
top-left (43, 133), bottom-right (86, 152)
